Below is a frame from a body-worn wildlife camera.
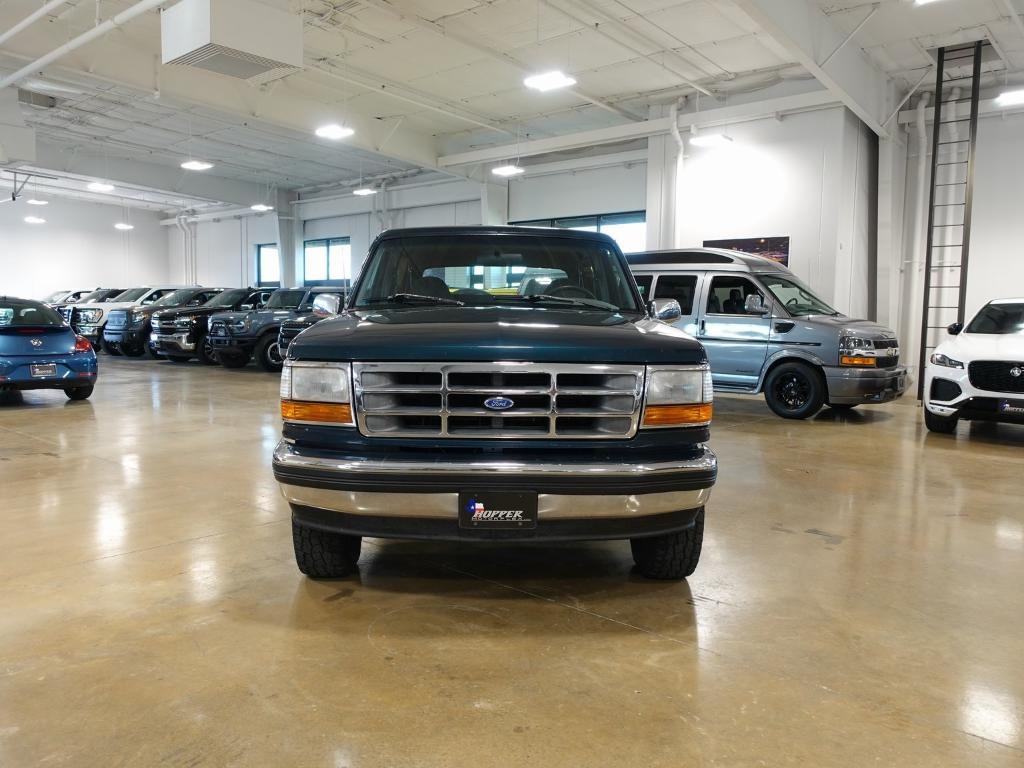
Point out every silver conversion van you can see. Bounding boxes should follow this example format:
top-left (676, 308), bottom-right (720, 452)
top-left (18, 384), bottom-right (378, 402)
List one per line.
top-left (628, 249), bottom-right (907, 419)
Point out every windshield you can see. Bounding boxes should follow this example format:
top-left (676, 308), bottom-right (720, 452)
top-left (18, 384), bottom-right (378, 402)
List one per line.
top-left (265, 289), bottom-right (306, 309)
top-left (966, 302), bottom-right (1024, 335)
top-left (204, 288), bottom-right (249, 308)
top-left (42, 291), bottom-right (68, 303)
top-left (0, 299), bottom-right (64, 327)
top-left (353, 235), bottom-right (641, 312)
top-left (115, 287), bottom-right (149, 302)
top-left (78, 289), bottom-right (108, 303)
top-left (151, 289), bottom-right (197, 307)
top-left (759, 274), bottom-right (838, 317)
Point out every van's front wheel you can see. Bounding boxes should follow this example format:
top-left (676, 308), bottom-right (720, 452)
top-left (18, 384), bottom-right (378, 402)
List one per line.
top-left (630, 509), bottom-right (703, 580)
top-left (763, 362), bottom-right (825, 419)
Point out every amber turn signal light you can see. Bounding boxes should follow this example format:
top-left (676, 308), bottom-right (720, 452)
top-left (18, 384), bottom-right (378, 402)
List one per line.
top-left (840, 356), bottom-right (876, 367)
top-left (642, 403), bottom-right (713, 427)
top-left (280, 400), bottom-right (352, 423)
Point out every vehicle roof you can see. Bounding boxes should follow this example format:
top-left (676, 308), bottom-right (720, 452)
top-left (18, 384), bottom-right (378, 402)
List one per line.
top-left (989, 297), bottom-right (1024, 304)
top-left (0, 296), bottom-right (47, 303)
top-left (626, 247), bottom-right (792, 273)
top-left (375, 225), bottom-right (618, 246)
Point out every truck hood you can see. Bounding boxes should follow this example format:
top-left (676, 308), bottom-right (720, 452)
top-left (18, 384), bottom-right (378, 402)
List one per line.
top-left (212, 308), bottom-right (297, 324)
top-left (74, 300), bottom-right (142, 313)
top-left (154, 305), bottom-right (239, 321)
top-left (796, 314), bottom-right (897, 339)
top-left (937, 332), bottom-right (1024, 360)
top-left (289, 306), bottom-right (706, 364)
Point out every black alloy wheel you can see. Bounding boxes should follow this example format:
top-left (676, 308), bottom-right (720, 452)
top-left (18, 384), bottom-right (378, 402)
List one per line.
top-left (196, 334), bottom-right (218, 365)
top-left (763, 362), bottom-right (825, 419)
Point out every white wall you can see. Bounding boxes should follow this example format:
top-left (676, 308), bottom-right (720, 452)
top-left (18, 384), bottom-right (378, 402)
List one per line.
top-left (673, 106), bottom-right (876, 316)
top-left (508, 162), bottom-right (647, 222)
top-left (167, 213), bottom-right (277, 287)
top-left (0, 196), bottom-right (167, 299)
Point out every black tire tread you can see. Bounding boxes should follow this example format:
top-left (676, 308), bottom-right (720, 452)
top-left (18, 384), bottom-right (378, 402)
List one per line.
top-left (630, 509), bottom-right (703, 580)
top-left (292, 519), bottom-right (362, 578)
top-left (219, 353), bottom-right (250, 368)
top-left (924, 408), bottom-right (958, 434)
top-left (254, 333), bottom-right (283, 372)
top-left (64, 385), bottom-right (94, 401)
top-left (763, 361), bottom-right (825, 420)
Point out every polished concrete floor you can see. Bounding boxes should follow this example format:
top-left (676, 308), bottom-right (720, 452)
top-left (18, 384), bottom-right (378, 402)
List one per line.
top-left (2, 357), bottom-right (1023, 767)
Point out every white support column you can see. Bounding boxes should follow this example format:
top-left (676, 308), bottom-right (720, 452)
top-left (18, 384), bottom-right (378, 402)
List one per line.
top-left (480, 182), bottom-right (508, 225)
top-left (645, 105), bottom-right (680, 251)
top-left (875, 130), bottom-right (908, 331)
top-left (276, 189), bottom-right (299, 287)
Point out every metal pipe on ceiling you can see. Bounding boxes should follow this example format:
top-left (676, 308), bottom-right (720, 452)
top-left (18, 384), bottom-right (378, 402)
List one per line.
top-left (0, 0), bottom-right (166, 90)
top-left (0, 0), bottom-right (70, 48)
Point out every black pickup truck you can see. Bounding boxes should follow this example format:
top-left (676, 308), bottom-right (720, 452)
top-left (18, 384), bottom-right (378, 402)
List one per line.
top-left (151, 288), bottom-right (274, 364)
top-left (273, 226), bottom-right (717, 581)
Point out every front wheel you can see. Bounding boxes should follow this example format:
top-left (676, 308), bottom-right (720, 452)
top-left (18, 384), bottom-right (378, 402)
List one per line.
top-left (631, 509), bottom-right (704, 580)
top-left (763, 362), bottom-right (825, 419)
top-left (64, 385), bottom-right (94, 401)
top-left (255, 334), bottom-right (283, 372)
top-left (293, 519), bottom-right (362, 578)
top-left (196, 335), bottom-right (218, 366)
top-left (925, 409), bottom-right (959, 434)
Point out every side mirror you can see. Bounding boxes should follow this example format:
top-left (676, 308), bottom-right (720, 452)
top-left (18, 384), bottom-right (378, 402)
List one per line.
top-left (240, 304), bottom-right (254, 311)
top-left (744, 294), bottom-right (767, 315)
top-left (650, 299), bottom-right (682, 323)
top-left (312, 293), bottom-right (342, 317)
top-left (947, 322), bottom-right (963, 335)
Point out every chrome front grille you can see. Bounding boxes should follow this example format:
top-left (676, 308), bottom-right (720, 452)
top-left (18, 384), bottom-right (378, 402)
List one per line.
top-left (353, 362), bottom-right (645, 439)
top-left (106, 310), bottom-right (128, 330)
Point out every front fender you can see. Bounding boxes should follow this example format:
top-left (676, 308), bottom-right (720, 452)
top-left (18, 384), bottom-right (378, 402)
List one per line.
top-left (755, 348), bottom-right (828, 393)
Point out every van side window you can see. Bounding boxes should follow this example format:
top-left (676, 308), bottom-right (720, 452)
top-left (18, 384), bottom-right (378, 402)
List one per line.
top-left (706, 276), bottom-right (762, 315)
top-left (653, 275), bottom-right (697, 314)
top-left (634, 275), bottom-right (652, 299)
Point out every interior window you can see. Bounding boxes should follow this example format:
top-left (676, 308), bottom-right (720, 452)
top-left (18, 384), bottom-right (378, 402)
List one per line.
top-left (705, 276), bottom-right (763, 315)
top-left (634, 275), bottom-right (653, 299)
top-left (654, 275), bottom-right (697, 314)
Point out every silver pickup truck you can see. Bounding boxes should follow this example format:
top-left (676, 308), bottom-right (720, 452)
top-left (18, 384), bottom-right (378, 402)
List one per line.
top-left (628, 249), bottom-right (907, 419)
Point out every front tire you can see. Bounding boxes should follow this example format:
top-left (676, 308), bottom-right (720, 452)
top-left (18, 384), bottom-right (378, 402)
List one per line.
top-left (255, 334), bottom-right (284, 372)
top-left (292, 519), bottom-right (362, 578)
top-left (631, 509), bottom-right (704, 580)
top-left (763, 362), bottom-right (825, 419)
top-left (925, 408), bottom-right (959, 434)
top-left (64, 385), bottom-right (94, 401)
top-left (196, 334), bottom-right (218, 365)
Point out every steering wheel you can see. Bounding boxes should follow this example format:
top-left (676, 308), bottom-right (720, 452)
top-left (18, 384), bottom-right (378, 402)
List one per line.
top-left (547, 285), bottom-right (597, 299)
top-left (786, 297), bottom-right (800, 308)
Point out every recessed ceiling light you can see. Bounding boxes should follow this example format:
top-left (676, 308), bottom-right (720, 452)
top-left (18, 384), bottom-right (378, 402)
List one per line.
top-left (689, 133), bottom-right (733, 148)
top-left (26, 198), bottom-right (48, 206)
top-left (114, 222), bottom-right (134, 231)
top-left (352, 187), bottom-right (377, 196)
top-left (24, 215), bottom-right (46, 224)
top-left (524, 70), bottom-right (577, 92)
top-left (913, 0), bottom-right (943, 5)
top-left (492, 164), bottom-right (525, 177)
top-left (87, 181), bottom-right (114, 193)
top-left (995, 88), bottom-right (1024, 107)
top-left (181, 159), bottom-right (214, 171)
top-left (250, 203), bottom-right (274, 212)
top-left (315, 123), bottom-right (355, 140)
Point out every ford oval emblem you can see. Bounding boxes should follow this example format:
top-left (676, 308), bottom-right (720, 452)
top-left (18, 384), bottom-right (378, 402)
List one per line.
top-left (484, 396), bottom-right (515, 410)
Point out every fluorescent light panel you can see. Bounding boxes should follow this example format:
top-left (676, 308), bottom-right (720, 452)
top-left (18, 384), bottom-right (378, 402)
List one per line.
top-left (352, 187), bottom-right (377, 196)
top-left (250, 203), bottom-right (274, 212)
top-left (996, 89), bottom-right (1024, 107)
top-left (87, 181), bottom-right (114, 192)
top-left (689, 133), bottom-right (733, 148)
top-left (114, 222), bottom-right (134, 231)
top-left (26, 198), bottom-right (48, 206)
top-left (523, 70), bottom-right (577, 92)
top-left (492, 164), bottom-right (524, 177)
top-left (181, 159), bottom-right (213, 171)
top-left (315, 123), bottom-right (354, 140)
top-left (24, 216), bottom-right (46, 224)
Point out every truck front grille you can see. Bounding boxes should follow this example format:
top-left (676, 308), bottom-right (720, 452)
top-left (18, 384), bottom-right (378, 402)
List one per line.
top-left (106, 310), bottom-right (128, 330)
top-left (969, 360), bottom-right (1024, 394)
top-left (209, 320), bottom-right (227, 337)
top-left (353, 362), bottom-right (644, 439)
top-left (60, 307), bottom-right (73, 325)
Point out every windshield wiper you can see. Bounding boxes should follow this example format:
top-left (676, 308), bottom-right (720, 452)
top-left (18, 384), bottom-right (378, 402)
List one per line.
top-left (362, 293), bottom-right (465, 307)
top-left (522, 294), bottom-right (619, 311)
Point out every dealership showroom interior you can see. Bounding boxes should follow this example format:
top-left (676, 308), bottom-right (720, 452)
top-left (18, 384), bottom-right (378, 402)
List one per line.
top-left (4, 0), bottom-right (1024, 764)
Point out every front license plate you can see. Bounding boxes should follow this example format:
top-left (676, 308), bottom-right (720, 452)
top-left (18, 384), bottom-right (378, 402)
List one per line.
top-left (30, 364), bottom-right (57, 378)
top-left (459, 491), bottom-right (538, 530)
top-left (999, 400), bottom-right (1024, 415)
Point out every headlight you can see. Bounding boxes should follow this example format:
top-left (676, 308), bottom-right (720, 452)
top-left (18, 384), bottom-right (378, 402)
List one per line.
top-left (130, 309), bottom-right (146, 324)
top-left (229, 317), bottom-right (250, 333)
top-left (930, 352), bottom-right (964, 369)
top-left (839, 336), bottom-right (875, 352)
top-left (175, 316), bottom-right (196, 329)
top-left (641, 365), bottom-right (713, 428)
top-left (80, 308), bottom-right (102, 322)
top-left (280, 361), bottom-right (353, 425)
top-left (839, 335), bottom-right (878, 366)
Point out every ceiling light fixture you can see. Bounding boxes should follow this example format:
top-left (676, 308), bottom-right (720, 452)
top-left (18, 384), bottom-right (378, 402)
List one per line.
top-left (26, 198), bottom-right (48, 206)
top-left (352, 186), bottom-right (377, 196)
top-left (24, 215), bottom-right (46, 224)
top-left (524, 70), bottom-right (577, 92)
top-left (87, 181), bottom-right (114, 193)
top-left (315, 123), bottom-right (355, 140)
top-left (995, 88), bottom-right (1024, 107)
top-left (913, 0), bottom-right (943, 5)
top-left (114, 222), bottom-right (134, 231)
top-left (181, 159), bottom-right (214, 171)
top-left (492, 164), bottom-right (525, 177)
top-left (250, 203), bottom-right (274, 212)
top-left (689, 132), bottom-right (733, 148)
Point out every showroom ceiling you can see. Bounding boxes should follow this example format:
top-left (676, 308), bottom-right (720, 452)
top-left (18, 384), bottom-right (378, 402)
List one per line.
top-left (2, 0), bottom-right (1023, 208)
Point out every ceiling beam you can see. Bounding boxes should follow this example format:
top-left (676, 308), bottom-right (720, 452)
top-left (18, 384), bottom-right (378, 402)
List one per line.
top-left (731, 0), bottom-right (892, 135)
top-left (438, 90), bottom-right (839, 167)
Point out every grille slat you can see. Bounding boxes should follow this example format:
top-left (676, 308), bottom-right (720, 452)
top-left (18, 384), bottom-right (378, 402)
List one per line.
top-left (353, 362), bottom-right (645, 440)
top-left (969, 360), bottom-right (1024, 394)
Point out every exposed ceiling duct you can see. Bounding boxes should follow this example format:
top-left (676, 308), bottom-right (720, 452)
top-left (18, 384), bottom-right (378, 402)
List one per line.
top-left (161, 0), bottom-right (304, 83)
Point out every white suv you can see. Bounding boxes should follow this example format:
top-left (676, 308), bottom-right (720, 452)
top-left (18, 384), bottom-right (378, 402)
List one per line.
top-left (923, 298), bottom-right (1024, 433)
top-left (68, 286), bottom-right (190, 350)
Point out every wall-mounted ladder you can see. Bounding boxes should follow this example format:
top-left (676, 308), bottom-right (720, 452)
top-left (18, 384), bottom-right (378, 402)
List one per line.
top-left (917, 41), bottom-right (983, 398)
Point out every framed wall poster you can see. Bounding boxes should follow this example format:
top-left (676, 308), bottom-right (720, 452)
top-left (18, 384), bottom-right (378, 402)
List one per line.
top-left (703, 236), bottom-right (790, 266)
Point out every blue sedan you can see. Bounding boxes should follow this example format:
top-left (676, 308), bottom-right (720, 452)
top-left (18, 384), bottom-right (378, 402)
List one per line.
top-left (0, 297), bottom-right (98, 400)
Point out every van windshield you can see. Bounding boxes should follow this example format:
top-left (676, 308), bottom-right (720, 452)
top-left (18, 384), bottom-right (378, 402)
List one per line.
top-left (759, 275), bottom-right (838, 317)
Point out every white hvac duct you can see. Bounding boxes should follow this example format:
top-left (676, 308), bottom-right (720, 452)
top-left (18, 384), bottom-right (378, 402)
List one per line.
top-left (901, 92), bottom-right (931, 379)
top-left (0, 0), bottom-right (69, 48)
top-left (0, 0), bottom-right (166, 90)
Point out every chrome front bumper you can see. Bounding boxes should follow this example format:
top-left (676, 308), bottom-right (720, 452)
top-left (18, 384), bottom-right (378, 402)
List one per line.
top-left (273, 440), bottom-right (715, 521)
top-left (152, 332), bottom-right (195, 351)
